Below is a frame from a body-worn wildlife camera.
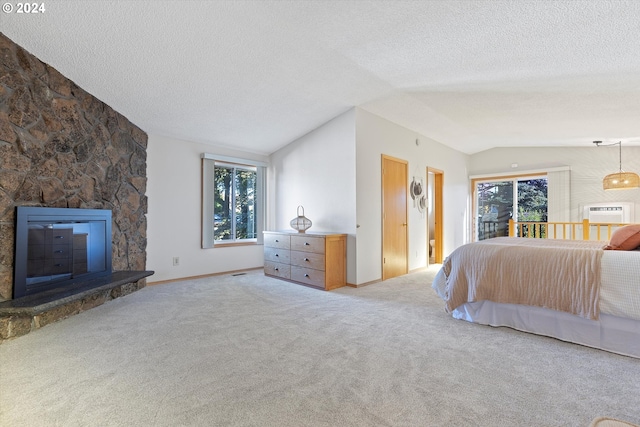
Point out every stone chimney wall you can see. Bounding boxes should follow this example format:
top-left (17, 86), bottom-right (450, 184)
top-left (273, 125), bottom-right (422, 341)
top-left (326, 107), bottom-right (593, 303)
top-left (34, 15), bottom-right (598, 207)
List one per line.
top-left (0, 32), bottom-right (148, 301)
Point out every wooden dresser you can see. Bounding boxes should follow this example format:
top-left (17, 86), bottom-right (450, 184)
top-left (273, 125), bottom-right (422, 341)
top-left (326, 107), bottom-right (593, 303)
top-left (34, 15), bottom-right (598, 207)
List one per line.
top-left (263, 231), bottom-right (347, 290)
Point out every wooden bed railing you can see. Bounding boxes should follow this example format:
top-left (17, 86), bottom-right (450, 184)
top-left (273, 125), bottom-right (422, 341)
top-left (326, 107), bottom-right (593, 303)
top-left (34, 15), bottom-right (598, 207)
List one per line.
top-left (508, 219), bottom-right (626, 241)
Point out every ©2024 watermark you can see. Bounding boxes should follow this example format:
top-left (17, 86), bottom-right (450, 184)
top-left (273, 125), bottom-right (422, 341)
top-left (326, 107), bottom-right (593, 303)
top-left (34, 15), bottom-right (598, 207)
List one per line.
top-left (3, 2), bottom-right (46, 13)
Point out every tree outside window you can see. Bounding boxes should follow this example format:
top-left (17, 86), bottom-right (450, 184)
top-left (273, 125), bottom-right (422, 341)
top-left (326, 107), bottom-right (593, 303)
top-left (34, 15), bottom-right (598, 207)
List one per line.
top-left (214, 164), bottom-right (257, 242)
top-left (475, 176), bottom-right (548, 240)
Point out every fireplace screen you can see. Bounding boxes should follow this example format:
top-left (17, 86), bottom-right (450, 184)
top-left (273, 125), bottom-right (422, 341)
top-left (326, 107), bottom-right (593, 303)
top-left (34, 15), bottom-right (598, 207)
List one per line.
top-left (14, 207), bottom-right (112, 298)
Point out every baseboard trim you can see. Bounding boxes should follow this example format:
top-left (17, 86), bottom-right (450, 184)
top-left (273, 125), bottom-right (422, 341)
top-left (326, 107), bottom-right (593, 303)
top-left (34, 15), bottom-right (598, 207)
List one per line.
top-left (149, 265), bottom-right (433, 288)
top-left (346, 266), bottom-right (431, 288)
top-left (347, 278), bottom-right (381, 288)
top-left (147, 267), bottom-right (263, 286)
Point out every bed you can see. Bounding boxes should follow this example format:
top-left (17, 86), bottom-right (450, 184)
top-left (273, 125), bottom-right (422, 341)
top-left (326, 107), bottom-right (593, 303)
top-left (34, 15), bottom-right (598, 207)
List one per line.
top-left (432, 221), bottom-right (640, 359)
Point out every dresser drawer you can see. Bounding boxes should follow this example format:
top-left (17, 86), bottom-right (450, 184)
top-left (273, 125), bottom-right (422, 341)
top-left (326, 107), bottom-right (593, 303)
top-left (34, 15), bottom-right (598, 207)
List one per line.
top-left (290, 235), bottom-right (325, 254)
top-left (51, 243), bottom-right (72, 259)
top-left (264, 261), bottom-right (290, 279)
top-left (264, 247), bottom-right (291, 264)
top-left (264, 233), bottom-right (290, 249)
top-left (291, 266), bottom-right (325, 288)
top-left (47, 259), bottom-right (72, 275)
top-left (290, 250), bottom-right (325, 270)
top-left (28, 229), bottom-right (46, 245)
top-left (28, 244), bottom-right (45, 260)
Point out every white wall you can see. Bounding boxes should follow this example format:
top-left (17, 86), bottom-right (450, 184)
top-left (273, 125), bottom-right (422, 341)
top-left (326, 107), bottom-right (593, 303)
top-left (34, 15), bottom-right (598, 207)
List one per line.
top-left (468, 146), bottom-right (640, 222)
top-left (148, 119), bottom-right (638, 285)
top-left (269, 108), bottom-right (471, 286)
top-left (268, 109), bottom-right (358, 284)
top-left (147, 134), bottom-right (269, 282)
top-left (355, 109), bottom-right (471, 284)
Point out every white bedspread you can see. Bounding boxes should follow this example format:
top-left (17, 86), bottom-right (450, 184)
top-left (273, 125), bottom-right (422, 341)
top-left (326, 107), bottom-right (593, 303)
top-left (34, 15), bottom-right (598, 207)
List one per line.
top-left (600, 250), bottom-right (640, 321)
top-left (433, 245), bottom-right (640, 321)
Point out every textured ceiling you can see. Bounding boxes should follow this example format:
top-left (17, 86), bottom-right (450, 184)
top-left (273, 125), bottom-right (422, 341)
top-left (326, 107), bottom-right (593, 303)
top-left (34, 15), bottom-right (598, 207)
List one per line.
top-left (2, 0), bottom-right (640, 155)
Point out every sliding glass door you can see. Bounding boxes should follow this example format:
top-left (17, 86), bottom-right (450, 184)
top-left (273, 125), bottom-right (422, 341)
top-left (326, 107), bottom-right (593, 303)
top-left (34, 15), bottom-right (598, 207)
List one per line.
top-left (474, 176), bottom-right (548, 241)
top-left (476, 180), bottom-right (513, 240)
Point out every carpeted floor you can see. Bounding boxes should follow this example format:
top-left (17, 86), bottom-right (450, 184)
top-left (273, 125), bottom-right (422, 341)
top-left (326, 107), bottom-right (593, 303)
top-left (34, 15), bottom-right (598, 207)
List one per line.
top-left (1, 266), bottom-right (639, 426)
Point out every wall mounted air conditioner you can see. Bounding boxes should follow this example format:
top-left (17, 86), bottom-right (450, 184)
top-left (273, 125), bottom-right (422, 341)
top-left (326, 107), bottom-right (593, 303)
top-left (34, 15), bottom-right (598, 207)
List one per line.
top-left (582, 202), bottom-right (634, 224)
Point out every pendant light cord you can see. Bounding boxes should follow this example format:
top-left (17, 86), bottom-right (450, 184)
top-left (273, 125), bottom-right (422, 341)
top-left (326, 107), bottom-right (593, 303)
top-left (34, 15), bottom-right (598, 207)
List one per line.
top-left (593, 140), bottom-right (623, 172)
top-left (618, 141), bottom-right (622, 173)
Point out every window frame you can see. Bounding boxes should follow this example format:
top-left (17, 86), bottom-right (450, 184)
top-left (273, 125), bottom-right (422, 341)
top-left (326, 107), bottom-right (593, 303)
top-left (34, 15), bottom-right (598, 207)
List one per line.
top-left (201, 154), bottom-right (267, 248)
top-left (214, 161), bottom-right (258, 244)
top-left (471, 172), bottom-right (548, 242)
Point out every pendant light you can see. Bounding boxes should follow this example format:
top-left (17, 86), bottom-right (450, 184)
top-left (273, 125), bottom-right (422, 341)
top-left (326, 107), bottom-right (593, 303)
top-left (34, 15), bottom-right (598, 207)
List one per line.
top-left (593, 141), bottom-right (640, 190)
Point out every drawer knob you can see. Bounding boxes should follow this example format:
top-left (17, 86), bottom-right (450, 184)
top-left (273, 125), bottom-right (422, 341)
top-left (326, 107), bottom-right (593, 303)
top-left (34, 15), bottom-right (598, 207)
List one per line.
top-left (304, 258), bottom-right (309, 261)
top-left (275, 239), bottom-right (279, 242)
top-left (304, 242), bottom-right (310, 246)
top-left (304, 273), bottom-right (309, 277)
top-left (55, 235), bottom-right (64, 239)
top-left (274, 267), bottom-right (279, 271)
top-left (275, 253), bottom-right (279, 257)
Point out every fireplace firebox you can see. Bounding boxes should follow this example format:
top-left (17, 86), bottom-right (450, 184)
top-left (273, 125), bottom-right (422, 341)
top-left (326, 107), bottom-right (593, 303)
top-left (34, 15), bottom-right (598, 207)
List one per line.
top-left (13, 207), bottom-right (113, 298)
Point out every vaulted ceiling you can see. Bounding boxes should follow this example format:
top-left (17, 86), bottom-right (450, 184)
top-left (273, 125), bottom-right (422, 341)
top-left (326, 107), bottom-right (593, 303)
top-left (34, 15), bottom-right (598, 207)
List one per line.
top-left (3, 0), bottom-right (640, 155)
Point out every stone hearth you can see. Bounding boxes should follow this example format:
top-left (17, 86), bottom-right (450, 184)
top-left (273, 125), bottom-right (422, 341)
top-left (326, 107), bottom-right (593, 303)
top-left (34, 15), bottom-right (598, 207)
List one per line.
top-left (0, 271), bottom-right (153, 340)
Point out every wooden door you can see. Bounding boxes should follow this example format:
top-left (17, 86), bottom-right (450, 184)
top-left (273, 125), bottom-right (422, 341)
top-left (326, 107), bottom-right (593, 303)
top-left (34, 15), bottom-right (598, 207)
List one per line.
top-left (382, 155), bottom-right (408, 280)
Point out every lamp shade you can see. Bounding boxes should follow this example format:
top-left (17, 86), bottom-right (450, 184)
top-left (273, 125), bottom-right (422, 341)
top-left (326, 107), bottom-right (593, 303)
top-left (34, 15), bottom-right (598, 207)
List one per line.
top-left (603, 171), bottom-right (640, 190)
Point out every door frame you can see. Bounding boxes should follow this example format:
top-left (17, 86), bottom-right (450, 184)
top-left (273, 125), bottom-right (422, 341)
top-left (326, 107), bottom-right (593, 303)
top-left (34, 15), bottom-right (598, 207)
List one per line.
top-left (427, 167), bottom-right (444, 264)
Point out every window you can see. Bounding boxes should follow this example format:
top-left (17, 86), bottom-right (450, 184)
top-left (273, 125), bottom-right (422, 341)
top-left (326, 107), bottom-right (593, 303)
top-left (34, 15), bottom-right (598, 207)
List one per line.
top-left (214, 163), bottom-right (257, 241)
top-left (202, 154), bottom-right (267, 248)
top-left (473, 175), bottom-right (548, 241)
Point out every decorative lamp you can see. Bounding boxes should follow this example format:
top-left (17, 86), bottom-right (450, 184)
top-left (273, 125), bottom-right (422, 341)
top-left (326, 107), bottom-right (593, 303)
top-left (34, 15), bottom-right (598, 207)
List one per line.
top-left (290, 205), bottom-right (312, 233)
top-left (593, 141), bottom-right (640, 190)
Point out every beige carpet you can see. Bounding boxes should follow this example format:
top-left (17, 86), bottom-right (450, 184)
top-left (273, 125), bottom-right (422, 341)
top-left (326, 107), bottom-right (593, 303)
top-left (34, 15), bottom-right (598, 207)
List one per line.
top-left (1, 266), bottom-right (639, 426)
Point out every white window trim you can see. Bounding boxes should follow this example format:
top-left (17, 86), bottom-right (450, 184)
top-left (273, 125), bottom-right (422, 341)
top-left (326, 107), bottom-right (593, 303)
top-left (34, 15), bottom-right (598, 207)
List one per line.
top-left (469, 166), bottom-right (569, 180)
top-left (201, 154), bottom-right (267, 248)
top-left (201, 153), bottom-right (268, 168)
top-left (470, 166), bottom-right (571, 224)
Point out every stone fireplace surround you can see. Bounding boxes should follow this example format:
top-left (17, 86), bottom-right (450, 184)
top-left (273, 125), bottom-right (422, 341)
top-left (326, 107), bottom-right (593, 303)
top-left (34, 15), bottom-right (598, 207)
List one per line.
top-left (0, 32), bottom-right (151, 340)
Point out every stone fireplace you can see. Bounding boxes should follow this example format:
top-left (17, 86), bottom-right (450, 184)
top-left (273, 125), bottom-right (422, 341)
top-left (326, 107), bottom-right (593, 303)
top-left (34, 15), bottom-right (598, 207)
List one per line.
top-left (0, 32), bottom-right (150, 339)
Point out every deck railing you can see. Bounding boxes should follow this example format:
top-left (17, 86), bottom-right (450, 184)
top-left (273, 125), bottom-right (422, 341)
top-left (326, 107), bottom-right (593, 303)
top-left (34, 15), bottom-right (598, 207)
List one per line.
top-left (478, 220), bottom-right (504, 240)
top-left (508, 219), bottom-right (625, 241)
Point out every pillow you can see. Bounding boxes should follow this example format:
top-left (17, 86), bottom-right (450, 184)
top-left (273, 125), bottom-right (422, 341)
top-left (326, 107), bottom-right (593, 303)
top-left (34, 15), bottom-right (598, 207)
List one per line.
top-left (603, 224), bottom-right (640, 250)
